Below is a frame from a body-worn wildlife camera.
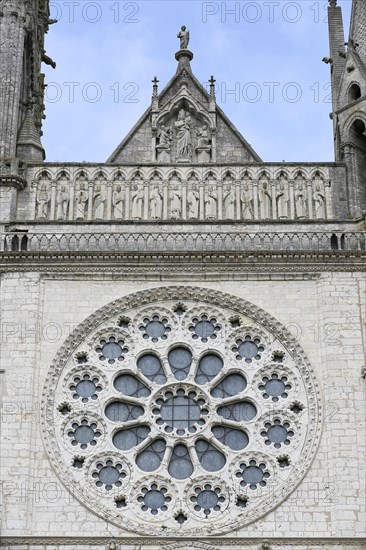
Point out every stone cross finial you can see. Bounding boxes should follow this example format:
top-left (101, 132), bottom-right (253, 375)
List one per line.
top-left (152, 76), bottom-right (159, 96)
top-left (209, 75), bottom-right (216, 98)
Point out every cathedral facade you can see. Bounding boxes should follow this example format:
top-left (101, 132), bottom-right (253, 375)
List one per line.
top-left (0, 1), bottom-right (365, 549)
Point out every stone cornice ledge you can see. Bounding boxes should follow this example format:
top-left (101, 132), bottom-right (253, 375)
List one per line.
top-left (0, 536), bottom-right (363, 547)
top-left (0, 251), bottom-right (365, 274)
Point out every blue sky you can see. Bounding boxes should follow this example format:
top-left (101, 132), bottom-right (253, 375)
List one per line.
top-left (43, 0), bottom-right (353, 163)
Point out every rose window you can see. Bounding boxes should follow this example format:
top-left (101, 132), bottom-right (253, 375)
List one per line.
top-left (43, 287), bottom-right (321, 536)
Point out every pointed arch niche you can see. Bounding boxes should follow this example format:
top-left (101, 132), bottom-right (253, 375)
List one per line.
top-left (153, 96), bottom-right (215, 164)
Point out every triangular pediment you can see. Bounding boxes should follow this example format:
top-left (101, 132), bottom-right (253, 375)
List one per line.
top-left (107, 47), bottom-right (261, 164)
top-left (337, 46), bottom-right (366, 108)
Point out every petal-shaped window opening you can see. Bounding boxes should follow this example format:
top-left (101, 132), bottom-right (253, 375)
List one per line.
top-left (210, 373), bottom-right (247, 398)
top-left (113, 426), bottom-right (150, 450)
top-left (212, 426), bottom-right (249, 451)
top-left (114, 374), bottom-right (151, 398)
top-left (168, 347), bottom-right (192, 381)
top-left (136, 439), bottom-right (166, 472)
top-left (195, 354), bottom-right (223, 385)
top-left (195, 439), bottom-right (226, 471)
top-left (217, 401), bottom-right (257, 422)
top-left (105, 401), bottom-right (144, 422)
top-left (168, 444), bottom-right (194, 479)
top-left (137, 354), bottom-right (166, 384)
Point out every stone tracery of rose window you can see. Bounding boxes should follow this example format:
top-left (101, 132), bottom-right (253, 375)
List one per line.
top-left (43, 287), bottom-right (321, 536)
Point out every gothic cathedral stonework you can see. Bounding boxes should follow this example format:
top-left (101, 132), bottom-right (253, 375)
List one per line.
top-left (0, 2), bottom-right (365, 549)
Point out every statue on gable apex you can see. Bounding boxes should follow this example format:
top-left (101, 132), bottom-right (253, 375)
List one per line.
top-left (177, 26), bottom-right (190, 50)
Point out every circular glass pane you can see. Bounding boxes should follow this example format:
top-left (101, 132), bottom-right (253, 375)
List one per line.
top-left (76, 379), bottom-right (96, 398)
top-left (74, 425), bottom-right (94, 445)
top-left (238, 341), bottom-right (258, 359)
top-left (197, 489), bottom-right (218, 509)
top-left (102, 342), bottom-right (122, 360)
top-left (267, 425), bottom-right (288, 443)
top-left (98, 466), bottom-right (120, 485)
top-left (265, 379), bottom-right (285, 397)
top-left (168, 347), bottom-right (192, 369)
top-left (195, 320), bottom-right (215, 339)
top-left (145, 321), bottom-right (166, 339)
top-left (160, 395), bottom-right (201, 429)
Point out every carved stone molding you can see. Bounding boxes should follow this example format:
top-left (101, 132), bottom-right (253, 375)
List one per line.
top-left (0, 536), bottom-right (363, 548)
top-left (0, 175), bottom-right (27, 190)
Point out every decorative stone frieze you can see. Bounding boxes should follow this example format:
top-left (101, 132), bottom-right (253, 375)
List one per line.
top-left (26, 165), bottom-right (335, 222)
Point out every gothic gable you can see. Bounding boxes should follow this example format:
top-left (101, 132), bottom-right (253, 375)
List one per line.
top-left (107, 38), bottom-right (261, 164)
top-left (337, 46), bottom-right (366, 109)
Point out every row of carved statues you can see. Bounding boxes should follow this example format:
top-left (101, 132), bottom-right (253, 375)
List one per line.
top-left (34, 178), bottom-right (330, 221)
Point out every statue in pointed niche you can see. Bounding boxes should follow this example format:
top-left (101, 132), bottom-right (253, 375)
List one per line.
top-left (131, 184), bottom-right (144, 220)
top-left (56, 185), bottom-right (69, 219)
top-left (36, 183), bottom-right (50, 219)
top-left (187, 184), bottom-right (200, 219)
top-left (175, 109), bottom-right (192, 159)
top-left (75, 183), bottom-right (89, 220)
top-left (259, 180), bottom-right (272, 220)
top-left (295, 183), bottom-right (307, 219)
top-left (205, 186), bottom-right (217, 220)
top-left (313, 185), bottom-right (326, 219)
top-left (276, 183), bottom-right (289, 219)
top-left (150, 187), bottom-right (163, 219)
top-left (177, 25), bottom-right (190, 49)
top-left (112, 185), bottom-right (124, 220)
top-left (241, 184), bottom-right (253, 220)
top-left (170, 186), bottom-right (182, 219)
top-left (224, 185), bottom-right (236, 219)
top-left (93, 185), bottom-right (106, 220)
